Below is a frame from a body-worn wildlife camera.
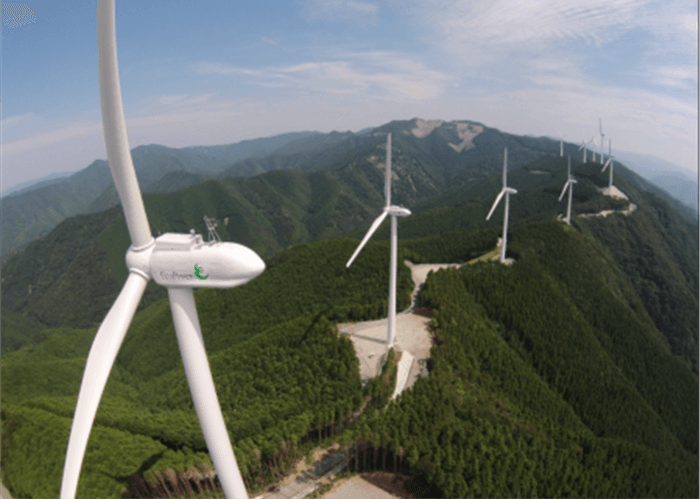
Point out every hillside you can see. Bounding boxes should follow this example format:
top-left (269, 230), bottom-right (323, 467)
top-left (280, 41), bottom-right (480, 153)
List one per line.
top-left (1, 117), bottom-right (636, 264)
top-left (346, 220), bottom-right (697, 498)
top-left (0, 132), bottom-right (320, 261)
top-left (1, 130), bottom-right (697, 498)
top-left (3, 154), bottom-right (696, 379)
top-left (2, 217), bottom-right (697, 498)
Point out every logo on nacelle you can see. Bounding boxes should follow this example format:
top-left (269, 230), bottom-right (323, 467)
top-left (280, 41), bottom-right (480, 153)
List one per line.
top-left (194, 264), bottom-right (208, 280)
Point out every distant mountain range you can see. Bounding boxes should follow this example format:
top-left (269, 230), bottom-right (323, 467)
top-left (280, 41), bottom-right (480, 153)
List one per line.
top-left (2, 119), bottom-right (696, 264)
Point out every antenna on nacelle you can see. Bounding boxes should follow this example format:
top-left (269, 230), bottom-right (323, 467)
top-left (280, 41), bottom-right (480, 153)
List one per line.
top-left (204, 216), bottom-right (222, 243)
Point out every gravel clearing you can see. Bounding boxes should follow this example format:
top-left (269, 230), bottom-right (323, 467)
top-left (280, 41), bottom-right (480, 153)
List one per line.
top-left (337, 261), bottom-right (461, 388)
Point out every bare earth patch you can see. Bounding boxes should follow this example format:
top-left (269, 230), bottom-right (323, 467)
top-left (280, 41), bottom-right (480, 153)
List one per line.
top-left (408, 118), bottom-right (444, 138)
top-left (448, 122), bottom-right (483, 152)
top-left (322, 476), bottom-right (396, 499)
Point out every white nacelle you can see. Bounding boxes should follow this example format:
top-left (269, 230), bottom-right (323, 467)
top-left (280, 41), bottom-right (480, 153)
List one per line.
top-left (148, 232), bottom-right (265, 289)
top-left (387, 206), bottom-right (411, 217)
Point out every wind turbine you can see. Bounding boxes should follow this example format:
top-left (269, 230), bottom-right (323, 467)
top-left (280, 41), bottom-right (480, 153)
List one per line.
top-left (558, 156), bottom-right (577, 225)
top-left (60, 2), bottom-right (263, 498)
top-left (556, 130), bottom-right (565, 157)
top-left (599, 118), bottom-right (605, 165)
top-left (578, 138), bottom-right (594, 163)
top-left (346, 133), bottom-right (410, 348)
top-left (486, 148), bottom-right (518, 264)
top-left (602, 138), bottom-right (614, 191)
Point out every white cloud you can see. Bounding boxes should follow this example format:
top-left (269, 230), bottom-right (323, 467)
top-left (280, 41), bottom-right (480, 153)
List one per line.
top-left (3, 121), bottom-right (102, 157)
top-left (261, 36), bottom-right (279, 47)
top-left (194, 52), bottom-right (447, 102)
top-left (1, 112), bottom-right (34, 131)
top-left (302, 0), bottom-right (379, 25)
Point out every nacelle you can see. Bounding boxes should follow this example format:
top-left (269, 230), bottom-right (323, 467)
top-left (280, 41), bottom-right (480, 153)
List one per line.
top-left (387, 206), bottom-right (411, 217)
top-left (145, 232), bottom-right (265, 289)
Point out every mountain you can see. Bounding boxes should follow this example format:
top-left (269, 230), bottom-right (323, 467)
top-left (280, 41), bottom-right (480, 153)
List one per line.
top-left (4, 118), bottom-right (695, 266)
top-left (1, 215), bottom-right (697, 498)
top-left (0, 132), bottom-right (320, 262)
top-left (612, 150), bottom-right (698, 212)
top-left (0, 170), bottom-right (77, 198)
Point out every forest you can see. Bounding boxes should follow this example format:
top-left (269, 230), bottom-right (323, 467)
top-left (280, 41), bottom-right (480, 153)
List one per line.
top-left (1, 154), bottom-right (698, 498)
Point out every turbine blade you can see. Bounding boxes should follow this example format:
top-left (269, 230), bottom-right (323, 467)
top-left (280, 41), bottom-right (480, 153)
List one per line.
top-left (602, 158), bottom-right (611, 172)
top-left (61, 273), bottom-right (149, 499)
top-left (169, 288), bottom-right (249, 499)
top-left (346, 210), bottom-right (389, 267)
top-left (486, 189), bottom-right (506, 221)
top-left (502, 147), bottom-right (508, 187)
top-left (98, 0), bottom-right (152, 249)
top-left (559, 181), bottom-right (571, 202)
top-left (385, 133), bottom-right (392, 207)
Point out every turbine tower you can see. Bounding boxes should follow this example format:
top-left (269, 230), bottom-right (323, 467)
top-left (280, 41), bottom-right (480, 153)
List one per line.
top-left (602, 138), bottom-right (614, 191)
top-left (346, 133), bottom-right (411, 348)
top-left (599, 118), bottom-right (605, 165)
top-left (60, 2), bottom-right (263, 498)
top-left (486, 148), bottom-right (518, 264)
top-left (558, 156), bottom-right (578, 225)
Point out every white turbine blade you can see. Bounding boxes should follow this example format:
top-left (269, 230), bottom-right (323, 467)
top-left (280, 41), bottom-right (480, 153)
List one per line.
top-left (346, 210), bottom-right (389, 267)
top-left (602, 158), bottom-right (611, 172)
top-left (169, 288), bottom-right (249, 499)
top-left (98, 0), bottom-right (152, 249)
top-left (559, 180), bottom-right (571, 202)
top-left (502, 148), bottom-right (508, 187)
top-left (385, 133), bottom-right (392, 207)
top-left (486, 189), bottom-right (506, 221)
top-left (61, 273), bottom-right (149, 499)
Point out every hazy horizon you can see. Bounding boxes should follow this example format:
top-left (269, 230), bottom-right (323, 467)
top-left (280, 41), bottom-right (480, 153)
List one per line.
top-left (3, 0), bottom-right (697, 193)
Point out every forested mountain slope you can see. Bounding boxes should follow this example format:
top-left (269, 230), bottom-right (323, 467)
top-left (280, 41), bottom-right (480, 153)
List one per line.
top-left (1, 137), bottom-right (697, 498)
top-left (0, 132), bottom-right (320, 260)
top-left (349, 220), bottom-right (697, 498)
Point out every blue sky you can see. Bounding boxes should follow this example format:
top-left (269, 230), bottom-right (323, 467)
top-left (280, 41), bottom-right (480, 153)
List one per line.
top-left (2, 0), bottom-right (697, 192)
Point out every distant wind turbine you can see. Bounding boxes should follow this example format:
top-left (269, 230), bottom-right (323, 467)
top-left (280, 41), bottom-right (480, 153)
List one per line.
top-left (556, 130), bottom-right (565, 157)
top-left (558, 156), bottom-right (577, 225)
top-left (578, 138), bottom-right (594, 163)
top-left (602, 138), bottom-right (614, 191)
top-left (599, 118), bottom-right (605, 165)
top-left (486, 148), bottom-right (517, 264)
top-left (346, 133), bottom-right (411, 348)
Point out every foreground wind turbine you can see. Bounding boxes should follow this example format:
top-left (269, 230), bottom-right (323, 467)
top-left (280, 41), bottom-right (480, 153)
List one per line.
top-left (602, 138), bottom-right (614, 190)
top-left (578, 137), bottom-right (594, 163)
top-left (558, 156), bottom-right (578, 225)
top-left (346, 133), bottom-right (410, 348)
top-left (486, 148), bottom-right (518, 263)
top-left (60, 2), bottom-right (263, 498)
top-left (599, 118), bottom-right (605, 165)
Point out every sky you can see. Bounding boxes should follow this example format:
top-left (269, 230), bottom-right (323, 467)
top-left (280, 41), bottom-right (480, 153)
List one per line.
top-left (2, 0), bottom-right (698, 193)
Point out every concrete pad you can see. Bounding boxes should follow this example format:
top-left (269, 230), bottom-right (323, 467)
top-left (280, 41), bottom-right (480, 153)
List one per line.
top-left (392, 351), bottom-right (414, 400)
top-left (323, 477), bottom-right (396, 499)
